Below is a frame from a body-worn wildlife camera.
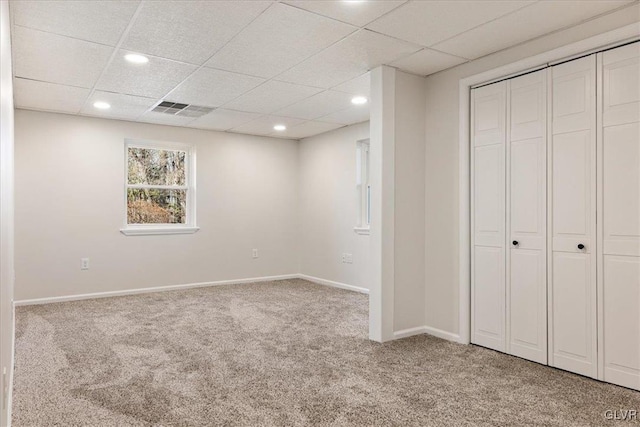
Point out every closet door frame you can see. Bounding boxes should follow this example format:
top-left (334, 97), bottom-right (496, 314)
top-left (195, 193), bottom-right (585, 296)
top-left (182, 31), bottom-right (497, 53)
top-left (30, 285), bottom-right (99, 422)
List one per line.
top-left (458, 25), bottom-right (640, 347)
top-left (469, 42), bottom-right (639, 390)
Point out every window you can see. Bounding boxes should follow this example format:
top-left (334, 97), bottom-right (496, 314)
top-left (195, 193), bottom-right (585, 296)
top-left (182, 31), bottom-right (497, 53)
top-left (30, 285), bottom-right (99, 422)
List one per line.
top-left (121, 139), bottom-right (197, 235)
top-left (355, 139), bottom-right (370, 235)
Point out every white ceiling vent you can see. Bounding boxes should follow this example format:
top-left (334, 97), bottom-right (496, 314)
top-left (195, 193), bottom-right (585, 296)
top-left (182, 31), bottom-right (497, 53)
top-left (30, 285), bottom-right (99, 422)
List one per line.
top-left (152, 101), bottom-right (214, 118)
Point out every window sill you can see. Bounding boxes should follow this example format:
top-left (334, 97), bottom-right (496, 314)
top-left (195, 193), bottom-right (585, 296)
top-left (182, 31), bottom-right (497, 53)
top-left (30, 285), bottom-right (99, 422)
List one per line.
top-left (354, 227), bottom-right (370, 235)
top-left (120, 227), bottom-right (200, 236)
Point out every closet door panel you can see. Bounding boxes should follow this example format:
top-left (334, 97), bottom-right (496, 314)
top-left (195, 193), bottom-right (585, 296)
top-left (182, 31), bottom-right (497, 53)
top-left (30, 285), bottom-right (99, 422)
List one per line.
top-left (473, 246), bottom-right (506, 351)
top-left (510, 249), bottom-right (546, 361)
top-left (603, 257), bottom-right (640, 390)
top-left (473, 83), bottom-right (507, 147)
top-left (508, 69), bottom-right (547, 363)
top-left (549, 54), bottom-right (597, 378)
top-left (511, 71), bottom-right (546, 141)
top-left (553, 58), bottom-right (593, 134)
top-left (511, 138), bottom-right (545, 250)
top-left (551, 131), bottom-right (593, 252)
top-left (471, 81), bottom-right (506, 352)
top-left (474, 144), bottom-right (505, 247)
top-left (599, 42), bottom-right (640, 391)
top-left (603, 123), bottom-right (640, 256)
top-left (602, 43), bottom-right (640, 127)
top-left (551, 252), bottom-right (594, 376)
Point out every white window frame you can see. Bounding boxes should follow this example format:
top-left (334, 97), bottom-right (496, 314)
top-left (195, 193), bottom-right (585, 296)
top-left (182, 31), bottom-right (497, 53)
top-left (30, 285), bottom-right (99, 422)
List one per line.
top-left (355, 138), bottom-right (370, 235)
top-left (120, 138), bottom-right (198, 236)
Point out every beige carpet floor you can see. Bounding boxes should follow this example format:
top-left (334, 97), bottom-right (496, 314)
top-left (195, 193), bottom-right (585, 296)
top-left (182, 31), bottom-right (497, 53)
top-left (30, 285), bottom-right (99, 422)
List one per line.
top-left (12, 278), bottom-right (639, 426)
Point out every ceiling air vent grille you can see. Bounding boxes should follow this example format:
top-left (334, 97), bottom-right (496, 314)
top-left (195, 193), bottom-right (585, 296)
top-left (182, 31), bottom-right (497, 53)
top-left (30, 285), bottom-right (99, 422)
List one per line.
top-left (152, 101), bottom-right (214, 118)
top-left (178, 104), bottom-right (216, 118)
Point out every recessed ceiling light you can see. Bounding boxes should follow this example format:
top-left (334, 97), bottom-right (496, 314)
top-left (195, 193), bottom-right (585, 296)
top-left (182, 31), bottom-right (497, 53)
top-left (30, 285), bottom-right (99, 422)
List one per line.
top-left (273, 124), bottom-right (287, 131)
top-left (124, 53), bottom-right (149, 64)
top-left (351, 96), bottom-right (368, 105)
top-left (93, 101), bottom-right (111, 110)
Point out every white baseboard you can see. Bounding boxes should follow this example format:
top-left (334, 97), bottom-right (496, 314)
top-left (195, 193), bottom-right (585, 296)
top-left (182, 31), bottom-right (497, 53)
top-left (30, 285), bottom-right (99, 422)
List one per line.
top-left (393, 326), bottom-right (427, 339)
top-left (393, 325), bottom-right (462, 343)
top-left (297, 274), bottom-right (369, 294)
top-left (424, 326), bottom-right (461, 343)
top-left (13, 274), bottom-right (299, 306)
top-left (13, 274), bottom-right (369, 306)
top-left (6, 306), bottom-right (15, 427)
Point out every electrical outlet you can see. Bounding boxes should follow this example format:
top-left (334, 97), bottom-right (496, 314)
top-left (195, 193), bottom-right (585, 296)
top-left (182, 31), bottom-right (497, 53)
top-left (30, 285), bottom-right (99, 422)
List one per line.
top-left (81, 258), bottom-right (89, 270)
top-left (252, 249), bottom-right (258, 259)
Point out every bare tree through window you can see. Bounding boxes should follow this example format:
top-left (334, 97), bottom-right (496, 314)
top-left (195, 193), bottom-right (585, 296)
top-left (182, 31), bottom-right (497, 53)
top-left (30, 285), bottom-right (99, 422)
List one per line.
top-left (126, 146), bottom-right (188, 224)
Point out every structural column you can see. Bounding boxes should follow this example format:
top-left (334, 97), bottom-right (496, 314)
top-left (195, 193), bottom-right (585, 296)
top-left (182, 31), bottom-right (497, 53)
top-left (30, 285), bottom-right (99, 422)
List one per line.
top-left (369, 65), bottom-right (426, 342)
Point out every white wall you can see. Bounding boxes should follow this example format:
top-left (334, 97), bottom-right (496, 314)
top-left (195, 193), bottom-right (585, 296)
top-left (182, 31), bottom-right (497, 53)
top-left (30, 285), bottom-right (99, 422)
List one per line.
top-left (298, 121), bottom-right (370, 291)
top-left (423, 3), bottom-right (640, 336)
top-left (14, 110), bottom-right (300, 301)
top-left (0, 0), bottom-right (15, 424)
top-left (393, 70), bottom-right (426, 333)
top-left (369, 66), bottom-right (426, 341)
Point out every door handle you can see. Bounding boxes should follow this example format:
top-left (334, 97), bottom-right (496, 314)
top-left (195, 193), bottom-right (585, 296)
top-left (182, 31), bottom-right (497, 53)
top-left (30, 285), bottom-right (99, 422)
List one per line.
top-left (577, 243), bottom-right (585, 250)
top-left (512, 240), bottom-right (519, 247)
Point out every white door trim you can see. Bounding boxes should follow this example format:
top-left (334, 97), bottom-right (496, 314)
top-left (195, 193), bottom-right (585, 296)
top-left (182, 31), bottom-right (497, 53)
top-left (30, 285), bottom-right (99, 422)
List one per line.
top-left (458, 24), bottom-right (640, 345)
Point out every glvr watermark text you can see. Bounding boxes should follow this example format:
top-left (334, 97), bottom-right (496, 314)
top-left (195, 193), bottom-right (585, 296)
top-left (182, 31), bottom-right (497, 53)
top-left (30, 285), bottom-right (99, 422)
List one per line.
top-left (604, 409), bottom-right (637, 421)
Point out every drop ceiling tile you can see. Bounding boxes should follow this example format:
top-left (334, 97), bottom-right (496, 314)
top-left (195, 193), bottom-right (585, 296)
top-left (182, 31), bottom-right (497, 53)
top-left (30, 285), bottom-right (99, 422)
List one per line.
top-left (11, 1), bottom-right (139, 46)
top-left (95, 50), bottom-right (197, 98)
top-left (223, 81), bottom-right (322, 114)
top-left (166, 67), bottom-right (265, 108)
top-left (12, 26), bottom-right (113, 88)
top-left (81, 91), bottom-right (156, 120)
top-left (188, 109), bottom-right (262, 131)
top-left (122, 1), bottom-right (271, 65)
top-left (13, 78), bottom-right (90, 114)
top-left (366, 1), bottom-right (533, 47)
top-left (281, 121), bottom-right (344, 139)
top-left (206, 3), bottom-right (356, 79)
top-left (331, 72), bottom-right (370, 97)
top-left (275, 90), bottom-right (354, 120)
top-left (278, 30), bottom-right (420, 88)
top-left (391, 48), bottom-right (467, 76)
top-left (231, 115), bottom-right (305, 136)
top-left (433, 1), bottom-right (635, 60)
top-left (283, 0), bottom-right (407, 27)
top-left (320, 104), bottom-right (370, 125)
top-left (138, 111), bottom-right (197, 127)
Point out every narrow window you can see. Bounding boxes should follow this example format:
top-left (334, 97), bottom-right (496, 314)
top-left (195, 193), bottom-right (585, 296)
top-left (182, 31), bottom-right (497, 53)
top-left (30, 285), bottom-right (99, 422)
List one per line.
top-left (355, 138), bottom-right (370, 234)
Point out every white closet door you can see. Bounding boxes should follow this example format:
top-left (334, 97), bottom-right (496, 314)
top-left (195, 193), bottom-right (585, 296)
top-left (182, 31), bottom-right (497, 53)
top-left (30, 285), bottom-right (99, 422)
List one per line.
top-left (508, 70), bottom-right (547, 364)
top-left (472, 81), bottom-right (507, 352)
top-left (549, 55), bottom-right (598, 378)
top-left (598, 42), bottom-right (640, 391)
